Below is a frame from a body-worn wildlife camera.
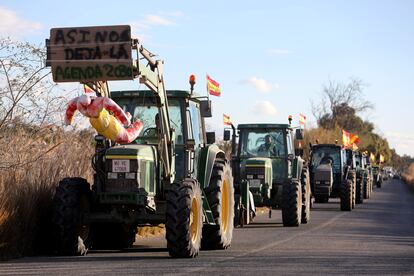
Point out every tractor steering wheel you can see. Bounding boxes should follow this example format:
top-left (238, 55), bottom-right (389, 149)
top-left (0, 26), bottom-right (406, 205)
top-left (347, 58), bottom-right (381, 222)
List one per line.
top-left (142, 127), bottom-right (157, 137)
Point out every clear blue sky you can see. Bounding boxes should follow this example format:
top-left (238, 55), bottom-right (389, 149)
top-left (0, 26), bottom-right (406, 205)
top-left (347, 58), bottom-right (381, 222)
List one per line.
top-left (1, 0), bottom-right (413, 156)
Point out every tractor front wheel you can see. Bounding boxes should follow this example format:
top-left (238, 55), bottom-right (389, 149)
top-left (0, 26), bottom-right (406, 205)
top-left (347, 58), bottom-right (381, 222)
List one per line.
top-left (52, 177), bottom-right (92, 256)
top-left (301, 169), bottom-right (311, 224)
top-left (282, 181), bottom-right (302, 227)
top-left (202, 160), bottom-right (234, 250)
top-left (166, 179), bottom-right (203, 258)
top-left (340, 179), bottom-right (352, 211)
top-left (356, 179), bottom-right (364, 204)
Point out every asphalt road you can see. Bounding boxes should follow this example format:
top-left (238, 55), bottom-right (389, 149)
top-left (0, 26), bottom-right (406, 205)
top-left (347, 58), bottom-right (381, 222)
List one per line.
top-left (1, 179), bottom-right (413, 275)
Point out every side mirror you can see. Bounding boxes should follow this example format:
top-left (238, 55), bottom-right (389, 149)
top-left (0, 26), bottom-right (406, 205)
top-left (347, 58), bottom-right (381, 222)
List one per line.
top-left (206, 132), bottom-right (215, 144)
top-left (223, 129), bottom-right (231, 141)
top-left (200, 100), bottom-right (212, 118)
top-left (295, 129), bottom-right (304, 140)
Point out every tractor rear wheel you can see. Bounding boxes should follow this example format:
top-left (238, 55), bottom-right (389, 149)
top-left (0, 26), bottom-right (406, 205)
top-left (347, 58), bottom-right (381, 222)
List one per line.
top-left (340, 179), bottom-right (352, 211)
top-left (52, 177), bottom-right (92, 255)
top-left (282, 181), bottom-right (302, 227)
top-left (301, 169), bottom-right (311, 224)
top-left (202, 160), bottom-right (234, 250)
top-left (356, 179), bottom-right (364, 204)
top-left (166, 179), bottom-right (203, 258)
top-left (363, 180), bottom-right (369, 199)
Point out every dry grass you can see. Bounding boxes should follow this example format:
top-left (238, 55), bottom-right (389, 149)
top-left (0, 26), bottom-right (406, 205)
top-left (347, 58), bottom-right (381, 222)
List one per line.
top-left (402, 163), bottom-right (414, 191)
top-left (136, 224), bottom-right (166, 239)
top-left (0, 125), bottom-right (94, 260)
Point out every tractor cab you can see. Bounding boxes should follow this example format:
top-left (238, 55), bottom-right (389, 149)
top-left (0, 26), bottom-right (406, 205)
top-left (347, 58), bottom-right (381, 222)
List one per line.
top-left (309, 144), bottom-right (355, 210)
top-left (226, 123), bottom-right (311, 227)
top-left (235, 124), bottom-right (297, 206)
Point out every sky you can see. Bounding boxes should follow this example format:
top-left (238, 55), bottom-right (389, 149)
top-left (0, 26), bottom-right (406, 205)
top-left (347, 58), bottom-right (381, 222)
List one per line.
top-left (1, 0), bottom-right (413, 156)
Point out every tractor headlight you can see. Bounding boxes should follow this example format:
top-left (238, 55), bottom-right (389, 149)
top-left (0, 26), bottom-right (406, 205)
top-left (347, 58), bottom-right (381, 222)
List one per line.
top-left (108, 172), bottom-right (118, 179)
top-left (246, 174), bottom-right (254, 179)
top-left (257, 174), bottom-right (265, 179)
top-left (125, 173), bottom-right (136, 179)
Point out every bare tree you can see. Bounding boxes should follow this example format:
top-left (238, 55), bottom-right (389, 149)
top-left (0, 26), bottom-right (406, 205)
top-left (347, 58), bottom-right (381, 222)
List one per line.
top-left (0, 37), bottom-right (68, 130)
top-left (311, 78), bottom-right (374, 129)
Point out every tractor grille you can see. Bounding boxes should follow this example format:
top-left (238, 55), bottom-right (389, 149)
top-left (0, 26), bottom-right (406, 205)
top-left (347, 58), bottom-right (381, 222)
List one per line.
top-left (245, 166), bottom-right (265, 178)
top-left (105, 159), bottom-right (139, 192)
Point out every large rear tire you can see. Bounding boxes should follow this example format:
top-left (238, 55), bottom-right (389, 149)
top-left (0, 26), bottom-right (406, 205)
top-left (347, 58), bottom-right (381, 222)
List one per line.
top-left (356, 179), bottom-right (364, 204)
top-left (340, 179), bottom-right (352, 211)
top-left (166, 179), bottom-right (203, 258)
top-left (363, 179), bottom-right (369, 199)
top-left (202, 160), bottom-right (234, 250)
top-left (282, 181), bottom-right (302, 227)
top-left (301, 169), bottom-right (311, 224)
top-left (52, 177), bottom-right (92, 256)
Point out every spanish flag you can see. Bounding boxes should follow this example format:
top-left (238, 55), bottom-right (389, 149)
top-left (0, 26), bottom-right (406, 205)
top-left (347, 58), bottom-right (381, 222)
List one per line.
top-left (370, 152), bottom-right (376, 162)
top-left (299, 113), bottom-right (307, 126)
top-left (349, 134), bottom-right (360, 145)
top-left (223, 114), bottom-right (231, 126)
top-left (206, 74), bottom-right (221, 96)
top-left (342, 130), bottom-right (351, 147)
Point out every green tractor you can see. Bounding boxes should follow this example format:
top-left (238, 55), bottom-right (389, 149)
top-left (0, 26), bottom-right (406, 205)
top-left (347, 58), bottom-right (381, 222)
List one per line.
top-left (225, 121), bottom-right (311, 227)
top-left (309, 144), bottom-right (356, 211)
top-left (355, 152), bottom-right (372, 202)
top-left (47, 25), bottom-right (234, 258)
top-left (363, 154), bottom-right (374, 198)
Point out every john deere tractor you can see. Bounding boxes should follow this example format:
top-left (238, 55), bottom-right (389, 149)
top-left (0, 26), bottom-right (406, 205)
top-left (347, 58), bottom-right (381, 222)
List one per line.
top-left (225, 121), bottom-right (311, 227)
top-left (355, 151), bottom-right (372, 202)
top-left (309, 144), bottom-right (356, 211)
top-left (47, 25), bottom-right (234, 258)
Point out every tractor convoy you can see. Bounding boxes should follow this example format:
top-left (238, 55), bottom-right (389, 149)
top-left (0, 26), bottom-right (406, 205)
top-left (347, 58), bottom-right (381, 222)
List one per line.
top-left (45, 25), bottom-right (386, 258)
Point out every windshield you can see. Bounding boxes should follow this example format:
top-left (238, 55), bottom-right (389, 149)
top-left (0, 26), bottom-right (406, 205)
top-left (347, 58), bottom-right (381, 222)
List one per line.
top-left (239, 129), bottom-right (286, 158)
top-left (115, 98), bottom-right (184, 144)
top-left (311, 147), bottom-right (341, 172)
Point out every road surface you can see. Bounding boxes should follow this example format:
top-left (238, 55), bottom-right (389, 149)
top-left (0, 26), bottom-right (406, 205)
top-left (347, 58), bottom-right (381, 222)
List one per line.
top-left (1, 179), bottom-right (413, 275)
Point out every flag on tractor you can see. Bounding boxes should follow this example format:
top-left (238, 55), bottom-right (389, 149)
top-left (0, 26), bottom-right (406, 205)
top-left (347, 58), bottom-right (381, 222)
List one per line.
top-left (342, 130), bottom-right (351, 147)
top-left (223, 114), bottom-right (231, 126)
top-left (370, 152), bottom-right (376, 162)
top-left (84, 84), bottom-right (94, 94)
top-left (206, 74), bottom-right (221, 96)
top-left (380, 154), bottom-right (385, 163)
top-left (349, 133), bottom-right (360, 145)
top-left (299, 113), bottom-right (307, 126)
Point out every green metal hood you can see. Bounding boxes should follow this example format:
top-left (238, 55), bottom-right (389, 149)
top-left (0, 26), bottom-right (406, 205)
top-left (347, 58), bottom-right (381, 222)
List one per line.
top-left (105, 144), bottom-right (156, 161)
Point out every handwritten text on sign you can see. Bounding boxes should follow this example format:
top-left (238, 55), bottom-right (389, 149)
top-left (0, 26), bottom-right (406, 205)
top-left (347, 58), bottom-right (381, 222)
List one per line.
top-left (49, 25), bottom-right (133, 82)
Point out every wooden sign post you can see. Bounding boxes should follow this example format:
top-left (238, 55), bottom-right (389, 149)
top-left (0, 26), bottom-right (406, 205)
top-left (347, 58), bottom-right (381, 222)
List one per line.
top-left (47, 25), bottom-right (134, 82)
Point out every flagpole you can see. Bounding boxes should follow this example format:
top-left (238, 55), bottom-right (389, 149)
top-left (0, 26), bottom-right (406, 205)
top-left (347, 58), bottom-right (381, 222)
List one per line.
top-left (206, 73), bottom-right (210, 100)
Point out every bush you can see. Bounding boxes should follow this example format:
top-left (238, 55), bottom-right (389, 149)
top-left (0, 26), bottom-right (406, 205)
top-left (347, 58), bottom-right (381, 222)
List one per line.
top-left (0, 125), bottom-right (93, 260)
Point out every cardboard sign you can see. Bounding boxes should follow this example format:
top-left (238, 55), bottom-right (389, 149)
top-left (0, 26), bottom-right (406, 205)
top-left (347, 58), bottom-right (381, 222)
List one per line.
top-left (48, 25), bottom-right (134, 82)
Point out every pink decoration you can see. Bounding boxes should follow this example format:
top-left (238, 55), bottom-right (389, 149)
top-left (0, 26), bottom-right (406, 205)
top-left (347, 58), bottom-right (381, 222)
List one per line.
top-left (64, 94), bottom-right (143, 144)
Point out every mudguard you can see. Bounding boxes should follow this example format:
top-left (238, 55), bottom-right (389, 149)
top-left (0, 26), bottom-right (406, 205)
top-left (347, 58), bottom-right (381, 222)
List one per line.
top-left (198, 144), bottom-right (226, 189)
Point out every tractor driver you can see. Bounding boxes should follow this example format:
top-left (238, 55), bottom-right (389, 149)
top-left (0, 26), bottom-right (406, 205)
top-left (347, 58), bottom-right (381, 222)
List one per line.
top-left (320, 153), bottom-right (333, 165)
top-left (257, 134), bottom-right (278, 157)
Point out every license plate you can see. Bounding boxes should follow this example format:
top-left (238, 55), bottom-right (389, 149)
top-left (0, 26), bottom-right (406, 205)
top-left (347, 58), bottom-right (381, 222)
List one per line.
top-left (249, 179), bottom-right (261, 188)
top-left (112, 159), bottom-right (130, 172)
